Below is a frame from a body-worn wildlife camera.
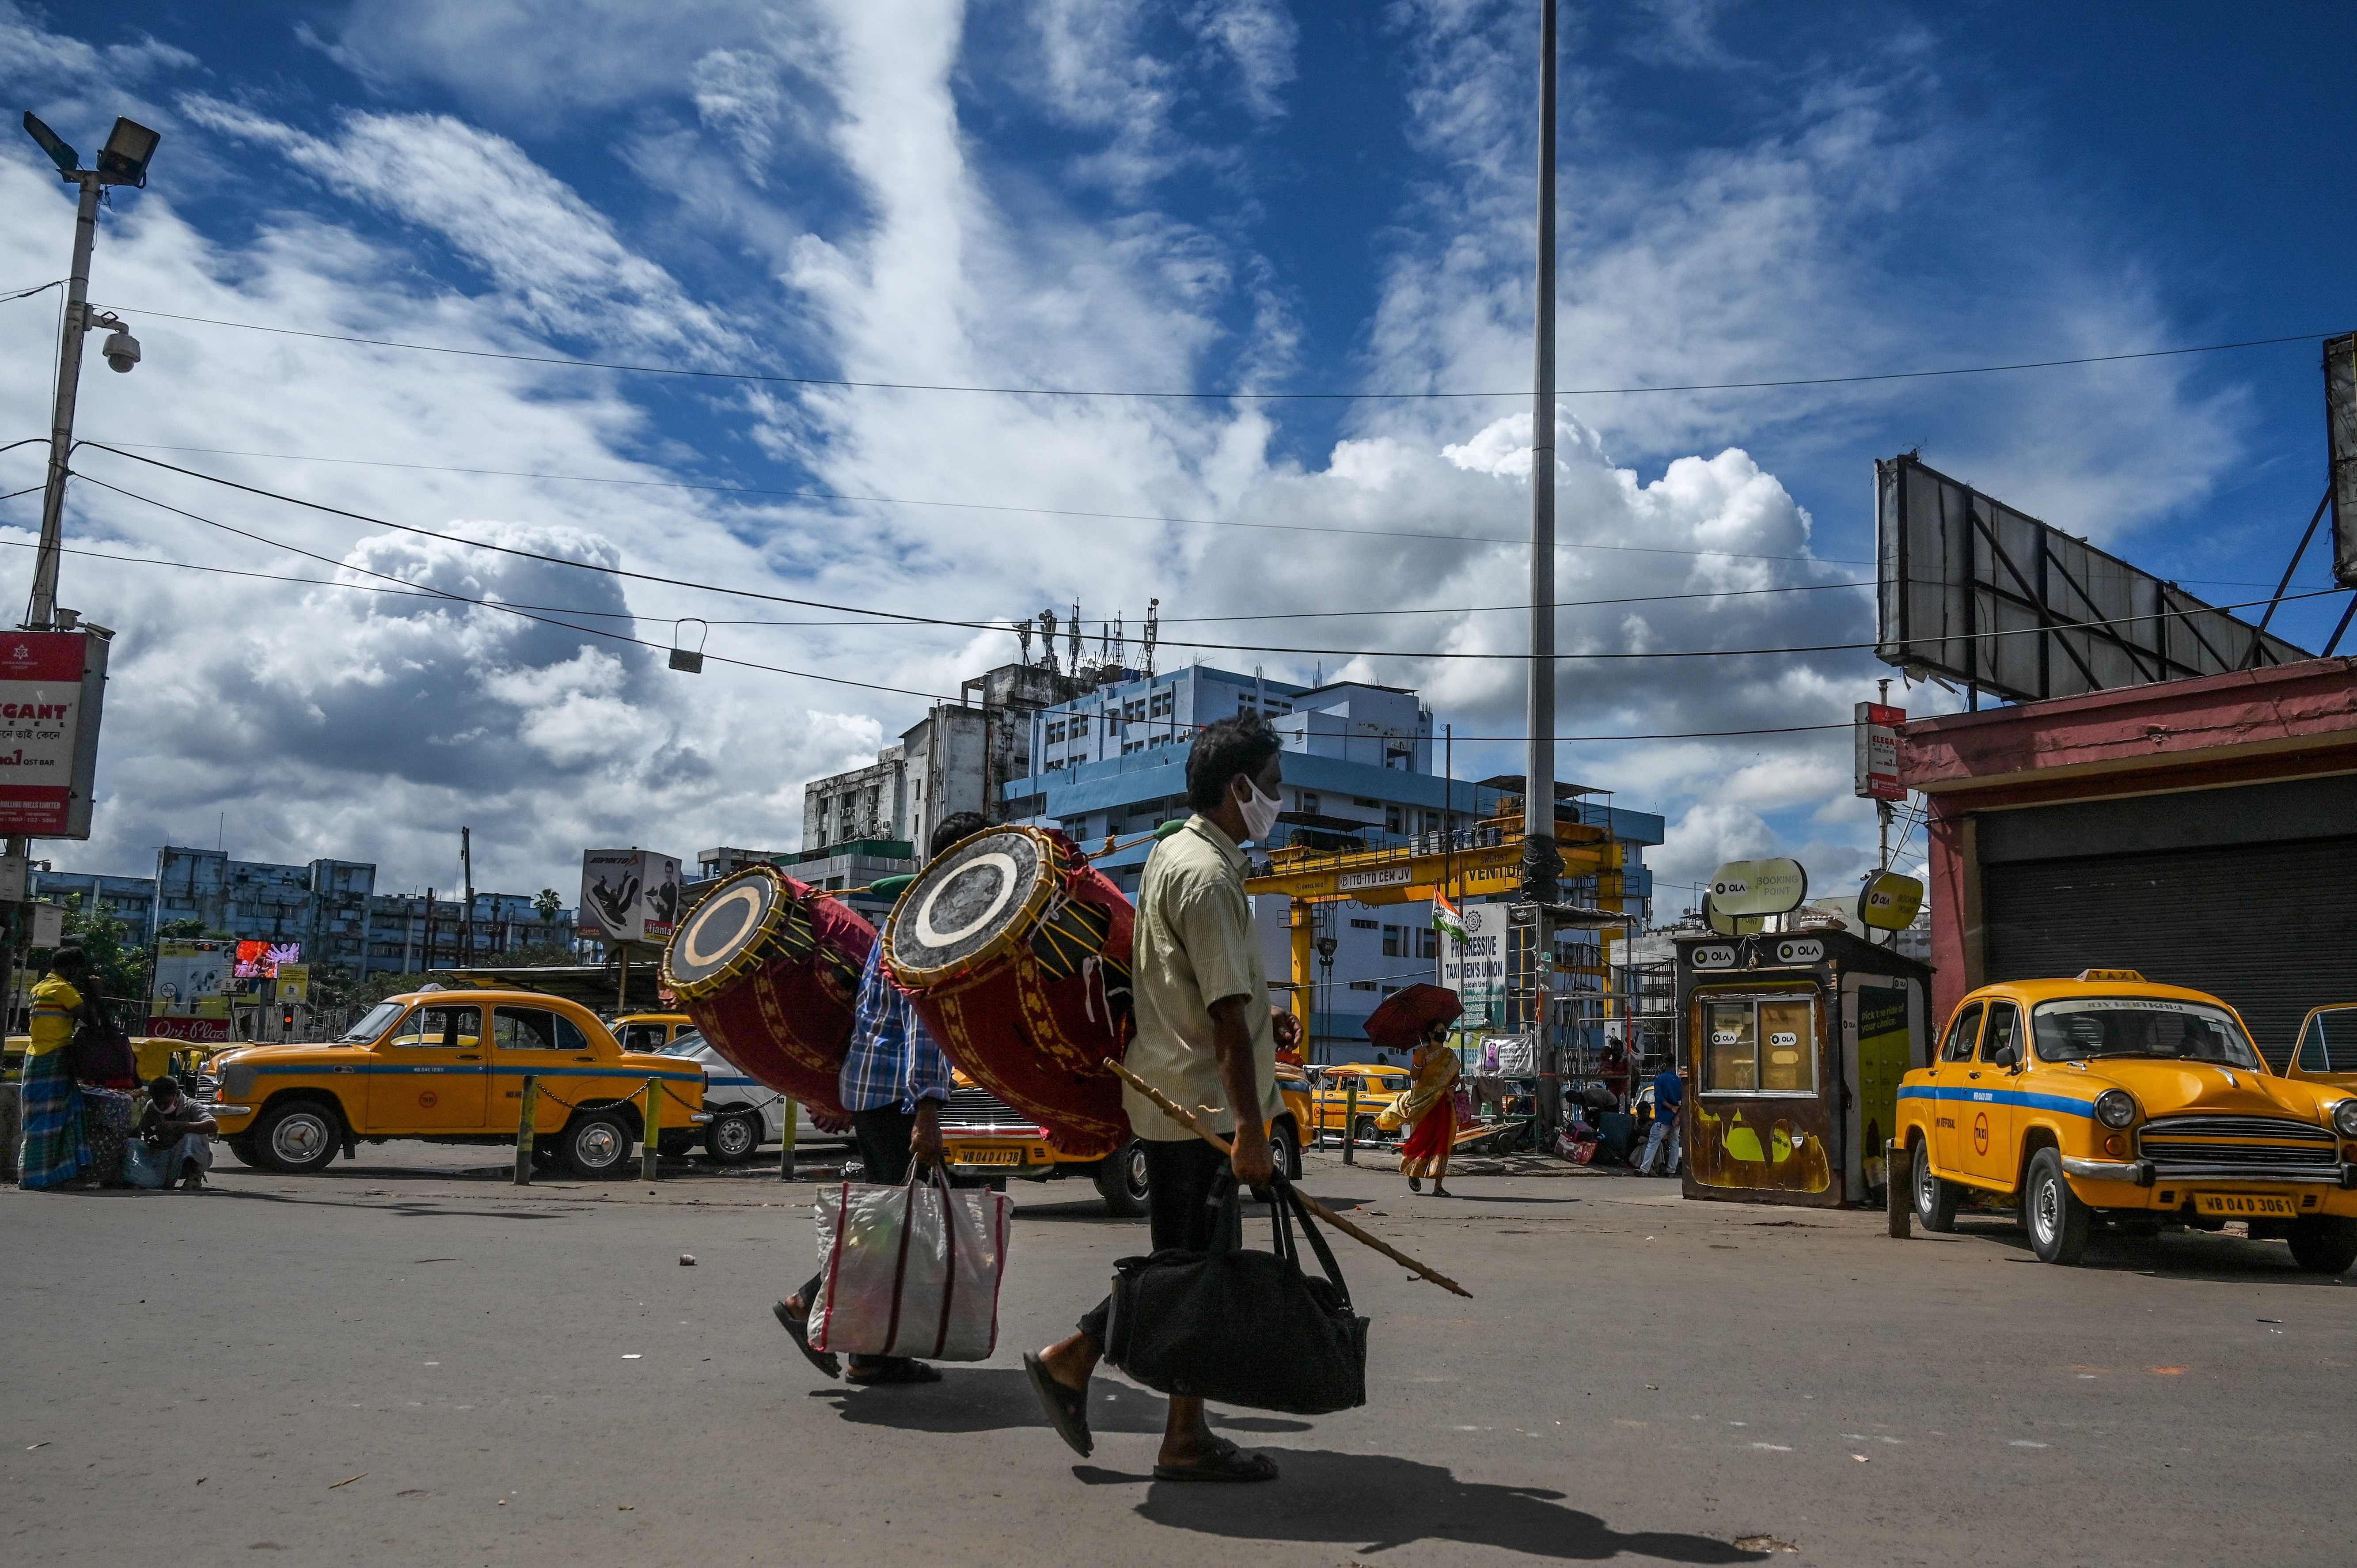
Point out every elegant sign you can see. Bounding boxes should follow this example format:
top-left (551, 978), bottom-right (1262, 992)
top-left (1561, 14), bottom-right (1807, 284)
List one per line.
top-left (1708, 858), bottom-right (1808, 918)
top-left (1852, 701), bottom-right (1905, 800)
top-left (0, 630), bottom-right (108, 838)
top-left (1857, 871), bottom-right (1925, 932)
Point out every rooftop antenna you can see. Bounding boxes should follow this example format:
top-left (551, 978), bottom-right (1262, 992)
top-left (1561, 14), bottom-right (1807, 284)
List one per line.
top-left (1015, 618), bottom-right (1033, 667)
top-left (1067, 602), bottom-right (1081, 670)
top-left (1142, 598), bottom-right (1160, 677)
top-left (1037, 609), bottom-right (1059, 673)
top-left (1110, 614), bottom-right (1124, 667)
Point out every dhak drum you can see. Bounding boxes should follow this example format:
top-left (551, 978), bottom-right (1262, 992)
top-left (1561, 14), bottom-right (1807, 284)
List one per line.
top-left (661, 864), bottom-right (873, 1124)
top-left (886, 825), bottom-right (1135, 1157)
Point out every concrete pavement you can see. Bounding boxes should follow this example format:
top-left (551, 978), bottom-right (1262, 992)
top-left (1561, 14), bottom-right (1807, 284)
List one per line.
top-left (4, 1147), bottom-right (2351, 1565)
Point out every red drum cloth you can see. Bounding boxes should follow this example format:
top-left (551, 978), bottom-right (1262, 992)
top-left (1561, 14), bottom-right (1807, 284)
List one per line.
top-left (886, 827), bottom-right (1135, 1158)
top-left (661, 864), bottom-right (873, 1124)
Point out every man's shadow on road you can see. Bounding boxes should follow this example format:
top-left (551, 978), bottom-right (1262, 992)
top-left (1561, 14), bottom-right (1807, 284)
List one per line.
top-left (1091, 1448), bottom-right (1765, 1563)
top-left (819, 1374), bottom-right (1760, 1561)
top-left (814, 1366), bottom-right (1310, 1437)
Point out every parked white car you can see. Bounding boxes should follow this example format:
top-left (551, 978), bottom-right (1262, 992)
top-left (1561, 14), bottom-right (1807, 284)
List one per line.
top-left (658, 1029), bottom-right (853, 1164)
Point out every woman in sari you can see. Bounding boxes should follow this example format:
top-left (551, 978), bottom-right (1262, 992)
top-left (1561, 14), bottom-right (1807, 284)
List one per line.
top-left (17, 947), bottom-right (91, 1190)
top-left (1393, 1024), bottom-right (1462, 1196)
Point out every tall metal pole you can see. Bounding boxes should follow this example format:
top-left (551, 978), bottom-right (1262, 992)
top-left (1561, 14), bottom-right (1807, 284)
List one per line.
top-left (460, 826), bottom-right (475, 969)
top-left (1523, 0), bottom-right (1565, 1140)
top-left (27, 174), bottom-right (101, 633)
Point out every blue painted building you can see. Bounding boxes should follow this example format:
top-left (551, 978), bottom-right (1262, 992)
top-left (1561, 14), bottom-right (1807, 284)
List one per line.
top-left (999, 663), bottom-right (1664, 1061)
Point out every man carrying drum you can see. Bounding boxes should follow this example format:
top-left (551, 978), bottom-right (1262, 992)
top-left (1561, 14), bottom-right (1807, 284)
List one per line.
top-left (774, 809), bottom-right (993, 1386)
top-left (1025, 714), bottom-right (1287, 1483)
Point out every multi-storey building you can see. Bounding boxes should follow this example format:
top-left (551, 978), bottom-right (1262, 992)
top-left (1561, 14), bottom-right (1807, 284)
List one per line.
top-left (998, 663), bottom-right (1664, 1060)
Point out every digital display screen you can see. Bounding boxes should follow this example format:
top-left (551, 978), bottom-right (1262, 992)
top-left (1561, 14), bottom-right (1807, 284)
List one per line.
top-left (234, 939), bottom-right (301, 978)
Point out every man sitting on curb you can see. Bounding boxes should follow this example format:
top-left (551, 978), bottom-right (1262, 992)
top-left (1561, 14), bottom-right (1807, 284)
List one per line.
top-left (132, 1076), bottom-right (217, 1190)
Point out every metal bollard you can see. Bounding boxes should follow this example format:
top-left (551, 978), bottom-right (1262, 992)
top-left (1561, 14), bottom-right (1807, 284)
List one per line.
top-left (641, 1077), bottom-right (661, 1182)
top-left (512, 1075), bottom-right (538, 1185)
top-left (0, 1079), bottom-right (20, 1183)
top-left (1344, 1079), bottom-right (1359, 1165)
top-left (777, 1097), bottom-right (798, 1182)
top-left (1886, 1138), bottom-right (1911, 1238)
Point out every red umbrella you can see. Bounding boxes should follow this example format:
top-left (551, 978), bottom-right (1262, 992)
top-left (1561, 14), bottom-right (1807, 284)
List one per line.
top-left (1363, 983), bottom-right (1462, 1052)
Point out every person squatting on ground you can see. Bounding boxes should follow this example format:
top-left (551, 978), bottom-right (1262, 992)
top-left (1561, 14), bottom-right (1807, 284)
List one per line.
top-left (1025, 712), bottom-right (1288, 1484)
top-left (17, 948), bottom-right (91, 1191)
top-left (130, 1076), bottom-right (217, 1191)
top-left (772, 809), bottom-right (992, 1387)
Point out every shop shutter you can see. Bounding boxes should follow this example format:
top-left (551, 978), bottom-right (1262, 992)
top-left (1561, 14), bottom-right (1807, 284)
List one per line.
top-left (1984, 833), bottom-right (2357, 1070)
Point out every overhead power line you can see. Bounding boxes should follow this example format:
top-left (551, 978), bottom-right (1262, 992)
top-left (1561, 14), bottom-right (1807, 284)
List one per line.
top-left (95, 305), bottom-right (2340, 401)
top-left (87, 439), bottom-right (1871, 564)
top-left (68, 444), bottom-right (2346, 665)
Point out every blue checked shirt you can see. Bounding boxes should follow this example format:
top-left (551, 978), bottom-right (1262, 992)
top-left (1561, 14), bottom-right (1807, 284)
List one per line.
top-left (836, 941), bottom-right (953, 1114)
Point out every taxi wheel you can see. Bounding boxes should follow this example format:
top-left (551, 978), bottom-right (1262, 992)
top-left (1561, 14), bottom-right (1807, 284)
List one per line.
top-left (254, 1099), bottom-right (341, 1175)
top-left (2023, 1148), bottom-right (2091, 1265)
top-left (561, 1110), bottom-right (635, 1179)
top-left (704, 1110), bottom-right (762, 1166)
top-left (1353, 1116), bottom-right (1382, 1147)
top-left (1912, 1140), bottom-right (1958, 1233)
top-left (1268, 1121), bottom-right (1301, 1182)
top-left (1096, 1139), bottom-right (1150, 1218)
top-left (2285, 1216), bottom-right (2357, 1275)
top-left (224, 1135), bottom-right (268, 1170)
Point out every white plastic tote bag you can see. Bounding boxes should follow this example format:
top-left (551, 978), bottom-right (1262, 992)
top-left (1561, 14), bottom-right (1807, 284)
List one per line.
top-left (808, 1167), bottom-right (1013, 1361)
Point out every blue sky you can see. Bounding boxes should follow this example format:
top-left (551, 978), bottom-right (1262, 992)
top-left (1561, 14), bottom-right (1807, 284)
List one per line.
top-left (3, 0), bottom-right (2350, 905)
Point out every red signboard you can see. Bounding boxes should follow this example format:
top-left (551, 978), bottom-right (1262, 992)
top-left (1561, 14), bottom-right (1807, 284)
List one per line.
top-left (0, 631), bottom-right (96, 835)
top-left (1853, 701), bottom-right (1906, 801)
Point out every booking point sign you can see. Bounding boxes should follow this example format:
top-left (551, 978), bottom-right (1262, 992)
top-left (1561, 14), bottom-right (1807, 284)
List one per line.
top-left (0, 630), bottom-right (109, 839)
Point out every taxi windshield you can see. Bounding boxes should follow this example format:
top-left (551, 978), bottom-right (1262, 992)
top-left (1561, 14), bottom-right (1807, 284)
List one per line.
top-left (338, 1001), bottom-right (405, 1045)
top-left (657, 1028), bottom-right (705, 1057)
top-left (2032, 997), bottom-right (2260, 1070)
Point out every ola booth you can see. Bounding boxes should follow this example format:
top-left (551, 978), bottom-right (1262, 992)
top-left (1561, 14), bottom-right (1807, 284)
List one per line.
top-left (1675, 929), bottom-right (1932, 1208)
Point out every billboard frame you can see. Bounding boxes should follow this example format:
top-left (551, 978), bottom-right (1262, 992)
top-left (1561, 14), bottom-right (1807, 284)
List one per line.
top-left (1875, 454), bottom-right (2307, 704)
top-left (2328, 332), bottom-right (2354, 590)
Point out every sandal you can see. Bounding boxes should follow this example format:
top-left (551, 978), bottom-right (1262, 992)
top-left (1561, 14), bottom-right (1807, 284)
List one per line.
top-left (771, 1300), bottom-right (841, 1380)
top-left (1408, 1177), bottom-right (1422, 1193)
top-left (1024, 1351), bottom-right (1094, 1458)
top-left (846, 1357), bottom-right (941, 1385)
top-left (1154, 1437), bottom-right (1279, 1484)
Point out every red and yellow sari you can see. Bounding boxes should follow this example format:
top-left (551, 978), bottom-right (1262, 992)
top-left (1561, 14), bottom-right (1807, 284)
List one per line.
top-left (1392, 1043), bottom-right (1461, 1181)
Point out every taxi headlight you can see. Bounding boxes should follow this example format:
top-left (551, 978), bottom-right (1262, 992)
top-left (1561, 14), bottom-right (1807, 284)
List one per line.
top-left (2094, 1089), bottom-right (2138, 1129)
top-left (2332, 1099), bottom-right (2357, 1139)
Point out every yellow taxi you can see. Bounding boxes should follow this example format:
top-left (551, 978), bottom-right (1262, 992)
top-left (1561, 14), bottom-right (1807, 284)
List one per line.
top-left (2285, 1004), bottom-right (2357, 1087)
top-left (1308, 1061), bottom-right (1413, 1144)
top-left (939, 1065), bottom-right (1316, 1217)
top-left (1897, 970), bottom-right (2357, 1270)
top-left (201, 988), bottom-right (706, 1179)
top-left (611, 1011), bottom-right (694, 1053)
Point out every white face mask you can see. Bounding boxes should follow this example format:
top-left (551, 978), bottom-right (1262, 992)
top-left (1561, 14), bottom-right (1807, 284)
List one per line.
top-left (1234, 774), bottom-right (1283, 843)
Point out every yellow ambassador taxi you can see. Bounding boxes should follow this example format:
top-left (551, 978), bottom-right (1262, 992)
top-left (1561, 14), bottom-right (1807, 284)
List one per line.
top-left (202, 988), bottom-right (706, 1179)
top-left (1898, 971), bottom-right (2357, 1271)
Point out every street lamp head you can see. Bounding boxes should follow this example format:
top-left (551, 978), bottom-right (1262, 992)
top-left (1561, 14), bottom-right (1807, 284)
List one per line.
top-left (95, 116), bottom-right (159, 186)
top-left (21, 110), bottom-right (80, 176)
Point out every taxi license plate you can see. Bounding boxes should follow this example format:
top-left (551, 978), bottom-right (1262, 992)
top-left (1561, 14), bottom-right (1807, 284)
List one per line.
top-left (949, 1147), bottom-right (1022, 1166)
top-left (2193, 1193), bottom-right (2297, 1218)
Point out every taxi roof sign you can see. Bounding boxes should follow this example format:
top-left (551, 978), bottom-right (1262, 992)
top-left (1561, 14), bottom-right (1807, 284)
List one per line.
top-left (2075, 968), bottom-right (2147, 983)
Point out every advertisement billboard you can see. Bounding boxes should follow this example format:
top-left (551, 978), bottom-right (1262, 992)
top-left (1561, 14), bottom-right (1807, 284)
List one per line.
top-left (578, 849), bottom-right (683, 946)
top-left (1875, 454), bottom-right (2305, 703)
top-left (234, 939), bottom-right (300, 978)
top-left (149, 938), bottom-right (235, 1043)
top-left (0, 629), bottom-right (109, 838)
top-left (1852, 701), bottom-right (1905, 800)
top-left (1440, 900), bottom-right (1509, 1030)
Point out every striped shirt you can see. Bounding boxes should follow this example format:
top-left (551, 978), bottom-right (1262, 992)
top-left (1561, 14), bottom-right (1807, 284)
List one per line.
top-left (836, 941), bottom-right (952, 1114)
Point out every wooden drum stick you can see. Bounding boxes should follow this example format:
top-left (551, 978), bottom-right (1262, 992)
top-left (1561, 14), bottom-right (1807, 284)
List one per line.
top-left (1104, 1058), bottom-right (1473, 1299)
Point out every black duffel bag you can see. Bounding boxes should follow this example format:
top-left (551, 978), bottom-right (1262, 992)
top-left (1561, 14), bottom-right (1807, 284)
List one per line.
top-left (1101, 1172), bottom-right (1368, 1416)
top-left (67, 991), bottom-right (137, 1087)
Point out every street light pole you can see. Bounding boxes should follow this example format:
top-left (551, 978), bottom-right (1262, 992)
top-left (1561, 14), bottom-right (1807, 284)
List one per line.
top-left (1523, 0), bottom-right (1565, 1141)
top-left (27, 172), bottom-right (102, 632)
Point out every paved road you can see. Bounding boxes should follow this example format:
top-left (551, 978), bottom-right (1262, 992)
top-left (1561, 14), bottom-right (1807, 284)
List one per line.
top-left (4, 1148), bottom-right (2351, 1566)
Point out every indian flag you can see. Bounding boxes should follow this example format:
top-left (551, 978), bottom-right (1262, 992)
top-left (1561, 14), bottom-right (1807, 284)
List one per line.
top-left (1431, 891), bottom-right (1469, 945)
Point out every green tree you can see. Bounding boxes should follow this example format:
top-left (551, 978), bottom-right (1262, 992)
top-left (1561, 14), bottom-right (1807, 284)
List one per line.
top-left (533, 887), bottom-right (563, 922)
top-left (29, 895), bottom-right (151, 1012)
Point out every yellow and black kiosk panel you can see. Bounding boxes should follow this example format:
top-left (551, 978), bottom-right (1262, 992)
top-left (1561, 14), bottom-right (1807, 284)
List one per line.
top-left (1676, 928), bottom-right (1932, 1208)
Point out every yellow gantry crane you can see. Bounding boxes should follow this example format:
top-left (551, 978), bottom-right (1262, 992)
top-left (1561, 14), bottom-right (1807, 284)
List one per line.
top-left (1245, 798), bottom-right (1627, 1039)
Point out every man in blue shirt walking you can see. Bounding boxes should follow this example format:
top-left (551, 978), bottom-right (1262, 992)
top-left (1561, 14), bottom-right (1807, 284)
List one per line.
top-left (773, 810), bottom-right (989, 1385)
top-left (1640, 1062), bottom-right (1685, 1176)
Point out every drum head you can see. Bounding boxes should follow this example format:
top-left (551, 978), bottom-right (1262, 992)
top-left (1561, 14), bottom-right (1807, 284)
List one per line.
top-left (665, 865), bottom-right (782, 995)
top-left (891, 829), bottom-right (1046, 974)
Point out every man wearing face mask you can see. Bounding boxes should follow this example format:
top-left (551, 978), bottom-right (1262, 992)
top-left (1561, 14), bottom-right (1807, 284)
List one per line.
top-left (1025, 712), bottom-right (1288, 1482)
